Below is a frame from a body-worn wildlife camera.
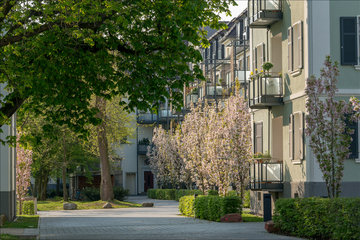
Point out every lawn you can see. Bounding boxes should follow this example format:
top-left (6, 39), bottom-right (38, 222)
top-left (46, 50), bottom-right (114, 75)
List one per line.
top-left (242, 210), bottom-right (264, 222)
top-left (37, 199), bottom-right (142, 211)
top-left (0, 234), bottom-right (36, 240)
top-left (1, 215), bottom-right (39, 228)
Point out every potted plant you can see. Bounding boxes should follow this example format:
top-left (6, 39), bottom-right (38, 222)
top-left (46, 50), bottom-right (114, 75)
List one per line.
top-left (262, 62), bottom-right (274, 76)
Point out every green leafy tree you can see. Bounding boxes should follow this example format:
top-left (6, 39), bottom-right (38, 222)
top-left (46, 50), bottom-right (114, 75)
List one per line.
top-left (0, 0), bottom-right (235, 144)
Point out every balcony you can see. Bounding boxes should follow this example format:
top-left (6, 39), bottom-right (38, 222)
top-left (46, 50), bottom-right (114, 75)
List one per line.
top-left (249, 74), bottom-right (283, 109)
top-left (248, 0), bottom-right (283, 28)
top-left (158, 109), bottom-right (182, 120)
top-left (137, 112), bottom-right (158, 124)
top-left (204, 85), bottom-right (227, 100)
top-left (138, 144), bottom-right (154, 155)
top-left (185, 93), bottom-right (199, 109)
top-left (249, 160), bottom-right (283, 191)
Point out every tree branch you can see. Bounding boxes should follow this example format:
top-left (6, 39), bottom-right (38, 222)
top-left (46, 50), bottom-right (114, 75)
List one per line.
top-left (0, 93), bottom-right (26, 127)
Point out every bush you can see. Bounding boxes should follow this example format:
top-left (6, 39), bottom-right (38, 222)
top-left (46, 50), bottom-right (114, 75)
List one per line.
top-left (113, 187), bottom-right (130, 201)
top-left (207, 190), bottom-right (218, 196)
top-left (46, 189), bottom-right (64, 198)
top-left (179, 196), bottom-right (195, 217)
top-left (165, 189), bottom-right (176, 200)
top-left (147, 189), bottom-right (156, 199)
top-left (82, 187), bottom-right (100, 201)
top-left (175, 189), bottom-right (203, 201)
top-left (22, 201), bottom-right (35, 215)
top-left (274, 197), bottom-right (360, 240)
top-left (155, 189), bottom-right (165, 199)
top-left (179, 195), bottom-right (242, 221)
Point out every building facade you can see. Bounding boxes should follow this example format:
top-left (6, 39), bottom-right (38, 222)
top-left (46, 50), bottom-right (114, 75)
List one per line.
top-left (247, 0), bottom-right (360, 215)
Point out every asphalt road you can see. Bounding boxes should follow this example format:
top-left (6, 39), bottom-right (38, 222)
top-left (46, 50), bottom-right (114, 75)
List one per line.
top-left (38, 196), bottom-right (303, 240)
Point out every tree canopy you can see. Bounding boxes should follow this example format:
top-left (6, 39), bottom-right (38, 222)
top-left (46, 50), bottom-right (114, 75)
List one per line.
top-left (0, 0), bottom-right (235, 141)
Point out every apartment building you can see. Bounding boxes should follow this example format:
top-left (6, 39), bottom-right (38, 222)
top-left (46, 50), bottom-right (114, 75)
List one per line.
top-left (186, 10), bottom-right (250, 111)
top-left (0, 84), bottom-right (17, 221)
top-left (247, 0), bottom-right (360, 215)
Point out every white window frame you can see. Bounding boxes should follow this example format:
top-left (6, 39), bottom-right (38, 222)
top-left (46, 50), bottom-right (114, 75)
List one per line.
top-left (356, 15), bottom-right (360, 70)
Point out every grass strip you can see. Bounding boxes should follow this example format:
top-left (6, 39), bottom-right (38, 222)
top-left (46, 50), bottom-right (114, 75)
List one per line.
top-left (37, 199), bottom-right (142, 211)
top-left (1, 215), bottom-right (39, 229)
top-left (0, 234), bottom-right (36, 240)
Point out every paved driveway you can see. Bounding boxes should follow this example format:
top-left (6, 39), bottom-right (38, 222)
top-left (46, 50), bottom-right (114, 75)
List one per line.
top-left (38, 196), bottom-right (302, 240)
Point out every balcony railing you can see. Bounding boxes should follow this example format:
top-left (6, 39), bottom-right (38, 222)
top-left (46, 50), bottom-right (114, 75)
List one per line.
top-left (138, 144), bottom-right (154, 155)
top-left (159, 109), bottom-right (182, 120)
top-left (186, 93), bottom-right (199, 109)
top-left (204, 85), bottom-right (226, 99)
top-left (249, 74), bottom-right (283, 109)
top-left (249, 160), bottom-right (283, 191)
top-left (248, 0), bottom-right (283, 28)
top-left (137, 112), bottom-right (158, 124)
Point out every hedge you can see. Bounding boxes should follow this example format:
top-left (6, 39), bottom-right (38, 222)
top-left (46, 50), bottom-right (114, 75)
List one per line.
top-left (147, 189), bottom-right (250, 208)
top-left (274, 197), bottom-right (360, 240)
top-left (22, 201), bottom-right (35, 215)
top-left (147, 189), bottom-right (204, 201)
top-left (179, 195), bottom-right (242, 221)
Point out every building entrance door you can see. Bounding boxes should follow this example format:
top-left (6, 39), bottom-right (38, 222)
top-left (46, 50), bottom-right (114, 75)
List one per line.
top-left (144, 171), bottom-right (153, 192)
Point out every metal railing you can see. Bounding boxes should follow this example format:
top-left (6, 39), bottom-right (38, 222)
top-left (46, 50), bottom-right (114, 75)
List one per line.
top-left (138, 144), bottom-right (154, 155)
top-left (137, 112), bottom-right (158, 123)
top-left (186, 93), bottom-right (199, 108)
top-left (249, 0), bottom-right (282, 19)
top-left (249, 74), bottom-right (283, 106)
top-left (249, 160), bottom-right (283, 190)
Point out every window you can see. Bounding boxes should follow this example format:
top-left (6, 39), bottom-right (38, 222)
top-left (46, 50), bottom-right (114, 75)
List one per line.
top-left (254, 122), bottom-right (263, 154)
top-left (340, 16), bottom-right (359, 66)
top-left (288, 21), bottom-right (303, 73)
top-left (226, 72), bottom-right (231, 86)
top-left (247, 56), bottom-right (250, 70)
top-left (253, 43), bottom-right (265, 72)
top-left (345, 117), bottom-right (359, 159)
top-left (289, 112), bottom-right (304, 163)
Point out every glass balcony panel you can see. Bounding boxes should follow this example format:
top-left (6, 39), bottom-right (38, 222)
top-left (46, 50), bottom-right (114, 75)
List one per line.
top-left (199, 87), bottom-right (204, 99)
top-left (235, 71), bottom-right (250, 82)
top-left (206, 85), bottom-right (223, 96)
top-left (261, 76), bottom-right (281, 95)
top-left (262, 163), bottom-right (281, 181)
top-left (261, 0), bottom-right (280, 10)
top-left (138, 113), bottom-right (157, 122)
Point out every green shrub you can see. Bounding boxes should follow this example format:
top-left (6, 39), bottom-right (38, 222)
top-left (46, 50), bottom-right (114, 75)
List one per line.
top-left (274, 197), bottom-right (360, 240)
top-left (243, 190), bottom-right (250, 208)
top-left (82, 187), bottom-right (100, 201)
top-left (113, 187), bottom-right (130, 201)
top-left (175, 189), bottom-right (203, 201)
top-left (155, 189), bottom-right (165, 199)
top-left (46, 189), bottom-right (64, 198)
top-left (179, 196), bottom-right (195, 217)
top-left (207, 190), bottom-right (218, 196)
top-left (147, 189), bottom-right (156, 199)
top-left (165, 189), bottom-right (176, 200)
top-left (22, 201), bottom-right (35, 215)
top-left (179, 195), bottom-right (242, 222)
top-left (227, 190), bottom-right (238, 197)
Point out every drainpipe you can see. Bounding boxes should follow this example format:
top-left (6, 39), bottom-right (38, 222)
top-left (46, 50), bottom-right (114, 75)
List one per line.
top-left (268, 107), bottom-right (271, 155)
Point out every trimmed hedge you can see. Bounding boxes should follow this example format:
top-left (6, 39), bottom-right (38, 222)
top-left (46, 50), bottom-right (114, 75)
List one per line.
top-left (22, 201), bottom-right (35, 215)
top-left (175, 189), bottom-right (203, 201)
top-left (274, 197), bottom-right (360, 240)
top-left (179, 195), bottom-right (242, 221)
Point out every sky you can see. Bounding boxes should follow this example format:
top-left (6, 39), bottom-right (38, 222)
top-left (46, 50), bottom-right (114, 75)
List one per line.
top-left (219, 0), bottom-right (248, 21)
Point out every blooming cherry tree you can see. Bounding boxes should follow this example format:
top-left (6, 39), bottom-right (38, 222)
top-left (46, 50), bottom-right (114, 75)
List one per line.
top-left (305, 55), bottom-right (357, 198)
top-left (16, 134), bottom-right (33, 215)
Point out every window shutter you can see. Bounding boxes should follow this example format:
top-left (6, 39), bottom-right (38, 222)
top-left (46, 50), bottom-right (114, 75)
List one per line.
top-left (299, 112), bottom-right (304, 160)
top-left (288, 27), bottom-right (293, 72)
top-left (298, 21), bottom-right (303, 69)
top-left (340, 17), bottom-right (357, 65)
top-left (253, 48), bottom-right (256, 71)
top-left (255, 122), bottom-right (263, 154)
top-left (222, 45), bottom-right (225, 59)
top-left (289, 114), bottom-right (293, 160)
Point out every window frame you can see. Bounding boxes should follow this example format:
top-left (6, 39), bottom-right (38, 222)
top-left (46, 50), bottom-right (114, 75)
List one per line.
top-left (288, 21), bottom-right (303, 76)
top-left (289, 111), bottom-right (304, 164)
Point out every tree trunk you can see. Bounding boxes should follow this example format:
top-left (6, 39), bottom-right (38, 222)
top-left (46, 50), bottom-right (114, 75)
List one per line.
top-left (96, 96), bottom-right (114, 201)
top-left (63, 132), bottom-right (69, 201)
top-left (56, 178), bottom-right (60, 196)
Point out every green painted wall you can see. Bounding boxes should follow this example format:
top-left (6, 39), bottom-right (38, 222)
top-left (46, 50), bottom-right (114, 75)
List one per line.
top-left (329, 1), bottom-right (360, 90)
